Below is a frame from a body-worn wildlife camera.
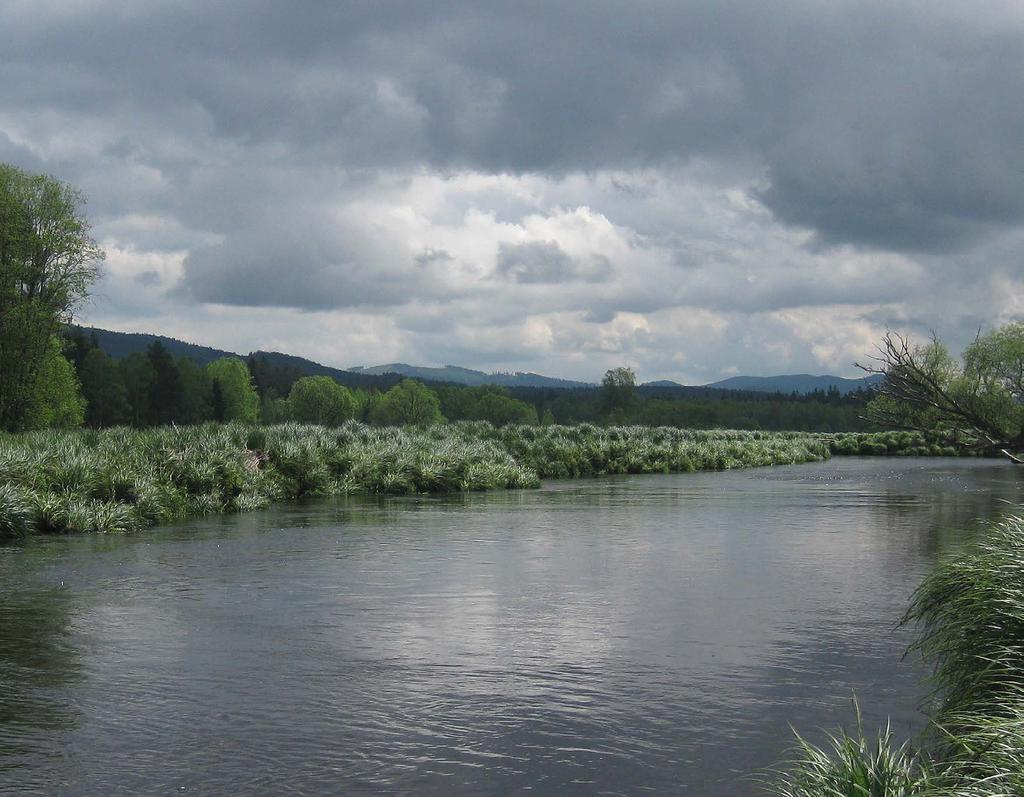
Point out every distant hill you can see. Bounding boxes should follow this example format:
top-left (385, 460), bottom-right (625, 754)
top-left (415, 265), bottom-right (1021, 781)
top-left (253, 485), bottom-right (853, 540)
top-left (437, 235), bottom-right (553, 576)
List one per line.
top-left (69, 326), bottom-right (881, 396)
top-left (69, 326), bottom-right (398, 390)
top-left (72, 326), bottom-right (235, 365)
top-left (704, 373), bottom-right (883, 395)
top-left (349, 363), bottom-right (593, 389)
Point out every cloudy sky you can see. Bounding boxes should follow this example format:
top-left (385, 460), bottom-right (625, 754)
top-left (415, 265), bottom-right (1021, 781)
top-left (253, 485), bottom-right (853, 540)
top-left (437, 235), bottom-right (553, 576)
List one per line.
top-left (2, 1), bottom-right (1022, 383)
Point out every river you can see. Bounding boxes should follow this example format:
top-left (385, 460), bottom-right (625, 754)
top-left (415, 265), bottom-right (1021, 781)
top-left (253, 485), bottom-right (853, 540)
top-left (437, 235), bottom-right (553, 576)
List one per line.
top-left (1, 457), bottom-right (1021, 795)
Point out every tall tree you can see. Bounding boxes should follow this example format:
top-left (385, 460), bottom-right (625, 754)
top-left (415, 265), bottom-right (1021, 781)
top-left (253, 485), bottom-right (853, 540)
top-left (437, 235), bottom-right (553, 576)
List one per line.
top-left (288, 376), bottom-right (357, 425)
top-left (860, 324), bottom-right (1024, 460)
top-left (370, 379), bottom-right (444, 426)
top-left (79, 348), bottom-right (131, 427)
top-left (599, 366), bottom-right (637, 423)
top-left (19, 337), bottom-right (86, 430)
top-left (147, 341), bottom-right (184, 425)
top-left (0, 164), bottom-right (104, 430)
top-left (205, 357), bottom-right (259, 422)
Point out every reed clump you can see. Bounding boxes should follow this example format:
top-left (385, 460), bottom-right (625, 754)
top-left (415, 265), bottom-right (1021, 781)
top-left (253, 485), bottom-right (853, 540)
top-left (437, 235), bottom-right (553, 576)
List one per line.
top-left (825, 431), bottom-right (962, 457)
top-left (774, 512), bottom-right (1024, 796)
top-left (0, 422), bottom-right (830, 538)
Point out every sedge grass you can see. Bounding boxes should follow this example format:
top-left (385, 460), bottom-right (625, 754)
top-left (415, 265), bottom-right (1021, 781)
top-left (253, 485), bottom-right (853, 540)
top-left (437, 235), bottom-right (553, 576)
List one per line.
top-left (0, 421), bottom-right (829, 538)
top-left (774, 512), bottom-right (1024, 797)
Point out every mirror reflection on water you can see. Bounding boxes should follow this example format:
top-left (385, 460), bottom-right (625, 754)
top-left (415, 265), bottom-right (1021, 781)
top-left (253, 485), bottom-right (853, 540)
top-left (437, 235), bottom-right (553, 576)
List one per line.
top-left (2, 457), bottom-right (1022, 796)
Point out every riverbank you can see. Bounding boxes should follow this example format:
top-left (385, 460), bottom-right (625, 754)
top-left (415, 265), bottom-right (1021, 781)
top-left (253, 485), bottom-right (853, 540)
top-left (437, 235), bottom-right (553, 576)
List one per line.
top-left (775, 511), bottom-right (1024, 796)
top-left (0, 422), bottom-right (833, 538)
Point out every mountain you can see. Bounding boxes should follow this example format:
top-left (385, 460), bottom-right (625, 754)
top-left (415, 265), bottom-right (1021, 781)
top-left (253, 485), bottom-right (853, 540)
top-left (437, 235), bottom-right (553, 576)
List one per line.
top-left (703, 373), bottom-right (883, 395)
top-left (69, 326), bottom-right (882, 396)
top-left (68, 326), bottom-right (398, 389)
top-left (72, 326), bottom-right (236, 365)
top-left (349, 363), bottom-right (593, 389)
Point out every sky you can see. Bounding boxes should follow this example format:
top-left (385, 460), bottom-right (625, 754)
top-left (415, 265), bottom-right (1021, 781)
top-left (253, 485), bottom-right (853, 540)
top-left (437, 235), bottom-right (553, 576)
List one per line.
top-left (2, 0), bottom-right (1022, 384)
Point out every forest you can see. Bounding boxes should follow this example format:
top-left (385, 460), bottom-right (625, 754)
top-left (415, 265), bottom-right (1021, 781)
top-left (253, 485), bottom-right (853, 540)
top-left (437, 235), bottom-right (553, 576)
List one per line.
top-left (49, 327), bottom-right (877, 434)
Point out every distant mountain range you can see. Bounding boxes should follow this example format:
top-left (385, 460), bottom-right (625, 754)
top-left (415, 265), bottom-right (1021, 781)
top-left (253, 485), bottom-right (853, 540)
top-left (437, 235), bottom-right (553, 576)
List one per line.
top-left (71, 326), bottom-right (881, 395)
top-left (349, 363), bottom-right (592, 389)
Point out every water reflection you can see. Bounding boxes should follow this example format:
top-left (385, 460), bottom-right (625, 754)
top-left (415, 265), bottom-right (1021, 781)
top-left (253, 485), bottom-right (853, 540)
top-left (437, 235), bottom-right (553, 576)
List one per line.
top-left (0, 578), bottom-right (81, 777)
top-left (0, 457), bottom-right (1020, 795)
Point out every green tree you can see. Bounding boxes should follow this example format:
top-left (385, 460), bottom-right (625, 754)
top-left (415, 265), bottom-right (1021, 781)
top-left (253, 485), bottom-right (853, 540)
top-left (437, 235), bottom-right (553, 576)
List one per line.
top-left (288, 376), bottom-right (357, 425)
top-left (0, 164), bottom-right (104, 431)
top-left (260, 390), bottom-right (291, 424)
top-left (79, 348), bottom-right (131, 427)
top-left (120, 353), bottom-right (155, 427)
top-left (147, 341), bottom-right (184, 425)
top-left (370, 379), bottom-right (444, 426)
top-left (861, 324), bottom-right (1024, 459)
top-left (20, 337), bottom-right (85, 430)
top-left (205, 357), bottom-right (259, 422)
top-left (177, 358), bottom-right (214, 424)
top-left (599, 366), bottom-right (637, 423)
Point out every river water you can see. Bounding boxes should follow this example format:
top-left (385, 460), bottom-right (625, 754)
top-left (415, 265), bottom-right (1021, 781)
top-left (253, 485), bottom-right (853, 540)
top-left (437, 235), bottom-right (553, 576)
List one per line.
top-left (1, 457), bottom-right (1022, 795)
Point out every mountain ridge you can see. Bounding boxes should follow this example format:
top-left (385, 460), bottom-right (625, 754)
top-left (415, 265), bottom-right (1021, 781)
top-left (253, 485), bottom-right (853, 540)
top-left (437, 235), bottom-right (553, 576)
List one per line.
top-left (69, 326), bottom-right (881, 395)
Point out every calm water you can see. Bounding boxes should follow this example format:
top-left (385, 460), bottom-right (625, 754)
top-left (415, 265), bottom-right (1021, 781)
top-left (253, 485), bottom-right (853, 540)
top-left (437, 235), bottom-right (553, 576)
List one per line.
top-left (1, 457), bottom-right (1022, 796)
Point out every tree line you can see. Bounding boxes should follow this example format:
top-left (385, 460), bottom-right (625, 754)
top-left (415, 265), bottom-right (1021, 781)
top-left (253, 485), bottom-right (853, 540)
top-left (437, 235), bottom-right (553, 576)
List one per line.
top-left (51, 331), bottom-right (878, 431)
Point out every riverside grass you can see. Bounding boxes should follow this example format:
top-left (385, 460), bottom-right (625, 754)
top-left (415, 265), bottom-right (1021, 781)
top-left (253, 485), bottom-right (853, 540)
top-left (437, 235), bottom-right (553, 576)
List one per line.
top-left (774, 513), bottom-right (1024, 797)
top-left (0, 422), bottom-right (830, 539)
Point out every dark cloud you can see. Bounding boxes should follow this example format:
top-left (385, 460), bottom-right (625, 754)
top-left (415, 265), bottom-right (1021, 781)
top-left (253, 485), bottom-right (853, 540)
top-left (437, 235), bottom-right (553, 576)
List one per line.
top-left (1, 1), bottom-right (1021, 379)
top-left (3, 1), bottom-right (1021, 251)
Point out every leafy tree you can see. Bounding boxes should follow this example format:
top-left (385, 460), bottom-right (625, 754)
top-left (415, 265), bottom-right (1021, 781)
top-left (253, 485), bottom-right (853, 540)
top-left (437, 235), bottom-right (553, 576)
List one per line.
top-left (0, 164), bottom-right (104, 430)
top-left (599, 366), bottom-right (637, 423)
top-left (79, 348), bottom-right (131, 427)
top-left (120, 353), bottom-right (155, 427)
top-left (370, 379), bottom-right (444, 426)
top-left (288, 375), bottom-right (357, 425)
top-left (205, 357), bottom-right (259, 422)
top-left (176, 358), bottom-right (214, 424)
top-left (435, 385), bottom-right (538, 425)
top-left (860, 324), bottom-right (1024, 459)
top-left (147, 341), bottom-right (184, 424)
top-left (260, 390), bottom-right (291, 424)
top-left (20, 337), bottom-right (85, 430)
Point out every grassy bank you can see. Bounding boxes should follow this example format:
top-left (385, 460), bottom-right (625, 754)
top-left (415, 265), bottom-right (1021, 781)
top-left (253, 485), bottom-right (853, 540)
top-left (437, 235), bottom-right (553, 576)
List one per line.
top-left (824, 430), bottom-right (965, 457)
top-left (0, 422), bottom-right (831, 539)
top-left (774, 512), bottom-right (1024, 796)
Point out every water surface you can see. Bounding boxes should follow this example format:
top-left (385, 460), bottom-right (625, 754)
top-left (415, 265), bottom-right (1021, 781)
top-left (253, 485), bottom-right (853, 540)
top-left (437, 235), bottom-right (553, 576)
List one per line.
top-left (2, 457), bottom-right (1021, 795)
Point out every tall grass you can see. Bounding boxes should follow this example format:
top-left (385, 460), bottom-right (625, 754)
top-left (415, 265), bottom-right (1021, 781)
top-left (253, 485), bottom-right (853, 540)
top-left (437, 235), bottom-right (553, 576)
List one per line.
top-left (0, 422), bottom-right (830, 538)
top-left (774, 512), bottom-right (1024, 796)
top-left (825, 431), bottom-right (963, 457)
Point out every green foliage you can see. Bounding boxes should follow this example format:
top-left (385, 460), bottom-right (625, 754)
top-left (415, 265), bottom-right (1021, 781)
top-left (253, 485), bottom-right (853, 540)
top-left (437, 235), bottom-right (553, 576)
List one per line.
top-left (826, 431), bottom-right (966, 457)
top-left (205, 357), bottom-right (259, 422)
top-left (0, 483), bottom-right (33, 540)
top-left (866, 325), bottom-right (1024, 456)
top-left (435, 385), bottom-right (538, 425)
top-left (19, 337), bottom-right (85, 431)
top-left (147, 341), bottom-right (184, 424)
top-left (775, 712), bottom-right (932, 797)
top-left (0, 164), bottom-right (104, 432)
top-left (288, 376), bottom-right (357, 425)
top-left (370, 379), bottom-right (444, 426)
top-left (79, 348), bottom-right (131, 426)
top-left (599, 366), bottom-right (637, 422)
top-left (775, 512), bottom-right (1024, 796)
top-left (0, 422), bottom-right (833, 539)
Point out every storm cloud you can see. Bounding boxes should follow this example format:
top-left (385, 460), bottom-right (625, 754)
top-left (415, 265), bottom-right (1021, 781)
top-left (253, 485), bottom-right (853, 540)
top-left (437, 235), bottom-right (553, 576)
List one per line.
top-left (1, 0), bottom-right (1021, 382)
